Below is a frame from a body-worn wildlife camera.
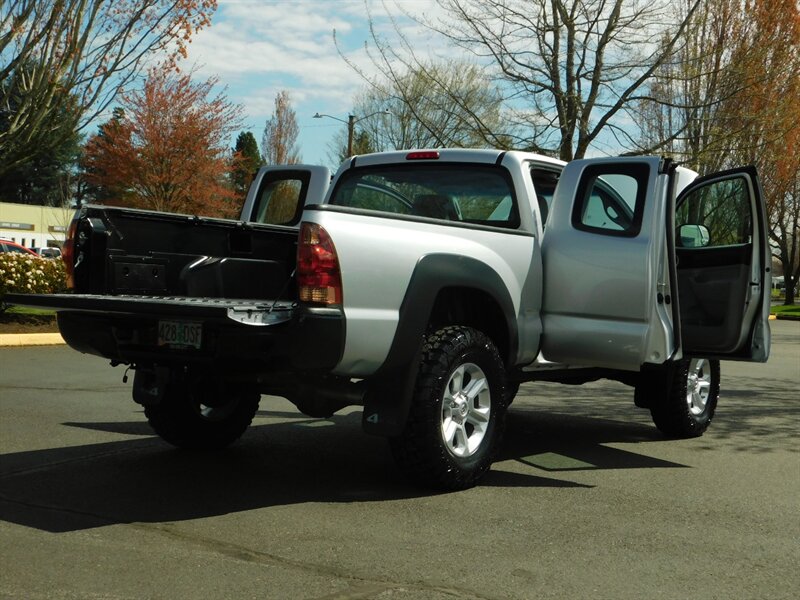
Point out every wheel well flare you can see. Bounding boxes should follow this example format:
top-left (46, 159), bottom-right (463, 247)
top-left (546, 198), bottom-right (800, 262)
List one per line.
top-left (429, 287), bottom-right (510, 363)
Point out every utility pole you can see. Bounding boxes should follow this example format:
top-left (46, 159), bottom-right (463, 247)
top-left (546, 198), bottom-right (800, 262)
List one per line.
top-left (313, 110), bottom-right (390, 158)
top-left (347, 114), bottom-right (355, 157)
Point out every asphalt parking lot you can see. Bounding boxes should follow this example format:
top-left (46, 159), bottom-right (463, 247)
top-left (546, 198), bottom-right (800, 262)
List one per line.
top-left (1, 320), bottom-right (798, 599)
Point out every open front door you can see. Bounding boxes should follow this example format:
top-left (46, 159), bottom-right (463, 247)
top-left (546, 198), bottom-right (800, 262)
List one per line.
top-left (673, 166), bottom-right (770, 362)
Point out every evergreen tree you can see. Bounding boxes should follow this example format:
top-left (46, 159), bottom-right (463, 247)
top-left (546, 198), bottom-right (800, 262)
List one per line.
top-left (332, 129), bottom-right (375, 165)
top-left (231, 131), bottom-right (263, 199)
top-left (0, 65), bottom-right (81, 205)
top-left (0, 133), bottom-right (81, 205)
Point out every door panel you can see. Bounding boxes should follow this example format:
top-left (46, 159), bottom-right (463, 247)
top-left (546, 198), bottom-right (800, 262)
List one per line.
top-left (674, 166), bottom-right (770, 361)
top-left (541, 157), bottom-right (669, 371)
top-left (677, 257), bottom-right (750, 352)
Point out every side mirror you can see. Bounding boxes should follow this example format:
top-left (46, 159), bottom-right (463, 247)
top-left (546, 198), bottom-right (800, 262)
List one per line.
top-left (678, 224), bottom-right (710, 248)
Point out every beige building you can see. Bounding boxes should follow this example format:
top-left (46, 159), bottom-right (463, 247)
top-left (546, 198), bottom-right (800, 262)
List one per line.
top-left (0, 201), bottom-right (74, 249)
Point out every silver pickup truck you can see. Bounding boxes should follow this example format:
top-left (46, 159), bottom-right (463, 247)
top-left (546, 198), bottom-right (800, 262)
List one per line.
top-left (7, 149), bottom-right (771, 489)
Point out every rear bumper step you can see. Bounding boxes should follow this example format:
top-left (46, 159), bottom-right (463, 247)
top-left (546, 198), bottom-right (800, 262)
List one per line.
top-left (5, 293), bottom-right (343, 375)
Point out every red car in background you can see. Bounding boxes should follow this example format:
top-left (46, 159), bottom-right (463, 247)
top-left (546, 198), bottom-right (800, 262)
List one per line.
top-left (0, 239), bottom-right (39, 256)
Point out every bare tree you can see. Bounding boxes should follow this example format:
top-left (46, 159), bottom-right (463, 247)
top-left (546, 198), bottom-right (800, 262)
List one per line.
top-left (0, 0), bottom-right (217, 177)
top-left (639, 0), bottom-right (800, 303)
top-left (635, 0), bottom-right (756, 172)
top-left (334, 60), bottom-right (509, 163)
top-left (261, 90), bottom-right (301, 165)
top-left (364, 0), bottom-right (702, 160)
top-left (338, 12), bottom-right (514, 153)
top-left (725, 0), bottom-right (800, 305)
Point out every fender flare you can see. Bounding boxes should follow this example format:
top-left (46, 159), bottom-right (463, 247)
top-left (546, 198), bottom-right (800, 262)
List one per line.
top-left (362, 253), bottom-right (517, 436)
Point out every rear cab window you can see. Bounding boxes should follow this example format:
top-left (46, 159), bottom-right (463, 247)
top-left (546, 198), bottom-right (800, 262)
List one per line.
top-left (328, 164), bottom-right (520, 229)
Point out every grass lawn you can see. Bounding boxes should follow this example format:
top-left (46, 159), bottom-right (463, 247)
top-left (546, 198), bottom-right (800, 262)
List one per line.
top-left (770, 304), bottom-right (800, 317)
top-left (0, 304), bottom-right (59, 333)
top-left (1, 305), bottom-right (56, 317)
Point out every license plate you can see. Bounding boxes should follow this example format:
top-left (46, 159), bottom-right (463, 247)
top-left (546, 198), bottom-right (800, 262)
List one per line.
top-left (158, 321), bottom-right (202, 349)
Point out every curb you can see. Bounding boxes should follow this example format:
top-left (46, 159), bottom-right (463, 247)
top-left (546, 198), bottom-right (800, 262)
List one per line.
top-left (0, 332), bottom-right (65, 347)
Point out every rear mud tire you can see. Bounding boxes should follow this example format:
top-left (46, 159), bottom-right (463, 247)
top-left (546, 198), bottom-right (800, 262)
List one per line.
top-left (648, 358), bottom-right (720, 438)
top-left (145, 381), bottom-right (260, 450)
top-left (505, 381), bottom-right (521, 406)
top-left (389, 326), bottom-right (507, 490)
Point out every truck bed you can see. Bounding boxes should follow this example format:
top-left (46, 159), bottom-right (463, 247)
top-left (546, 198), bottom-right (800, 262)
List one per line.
top-left (63, 204), bottom-right (299, 299)
top-left (4, 203), bottom-right (307, 371)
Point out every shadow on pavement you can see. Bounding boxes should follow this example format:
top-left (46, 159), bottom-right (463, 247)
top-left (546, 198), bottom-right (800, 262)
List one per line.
top-left (499, 408), bottom-right (684, 472)
top-left (0, 407), bottom-right (686, 533)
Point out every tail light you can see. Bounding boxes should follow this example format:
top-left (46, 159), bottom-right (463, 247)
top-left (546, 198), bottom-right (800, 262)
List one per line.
top-left (62, 216), bottom-right (79, 289)
top-left (297, 223), bottom-right (342, 305)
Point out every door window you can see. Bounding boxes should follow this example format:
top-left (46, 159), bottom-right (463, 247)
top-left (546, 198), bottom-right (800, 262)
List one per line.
top-left (675, 176), bottom-right (751, 248)
top-left (572, 164), bottom-right (649, 237)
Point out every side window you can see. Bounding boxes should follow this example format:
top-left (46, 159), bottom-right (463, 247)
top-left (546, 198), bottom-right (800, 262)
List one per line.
top-left (572, 165), bottom-right (648, 237)
top-left (676, 176), bottom-right (751, 248)
top-left (251, 175), bottom-right (307, 225)
top-left (530, 168), bottom-right (559, 225)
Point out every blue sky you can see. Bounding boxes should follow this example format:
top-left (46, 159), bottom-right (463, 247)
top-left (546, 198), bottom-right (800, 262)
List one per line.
top-left (182, 0), bottom-right (447, 168)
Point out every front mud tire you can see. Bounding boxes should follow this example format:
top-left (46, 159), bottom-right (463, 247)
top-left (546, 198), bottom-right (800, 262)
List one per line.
top-left (648, 358), bottom-right (720, 438)
top-left (145, 381), bottom-right (260, 450)
top-left (389, 326), bottom-right (507, 490)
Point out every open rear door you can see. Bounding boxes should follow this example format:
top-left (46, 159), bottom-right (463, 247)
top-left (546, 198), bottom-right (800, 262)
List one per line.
top-left (673, 166), bottom-right (770, 362)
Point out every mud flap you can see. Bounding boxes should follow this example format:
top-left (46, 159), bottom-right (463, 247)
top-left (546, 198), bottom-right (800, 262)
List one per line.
top-left (132, 366), bottom-right (170, 406)
top-left (361, 350), bottom-right (420, 437)
top-left (633, 363), bottom-right (676, 409)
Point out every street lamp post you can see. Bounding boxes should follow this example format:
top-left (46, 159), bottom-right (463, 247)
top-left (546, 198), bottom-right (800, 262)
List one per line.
top-left (313, 110), bottom-right (389, 157)
top-left (346, 114), bottom-right (355, 157)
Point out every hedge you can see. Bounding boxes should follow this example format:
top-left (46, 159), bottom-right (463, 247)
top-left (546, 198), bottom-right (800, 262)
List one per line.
top-left (0, 253), bottom-right (67, 305)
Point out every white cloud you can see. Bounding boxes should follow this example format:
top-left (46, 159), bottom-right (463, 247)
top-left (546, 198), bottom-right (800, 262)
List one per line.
top-left (180, 0), bottom-right (448, 163)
